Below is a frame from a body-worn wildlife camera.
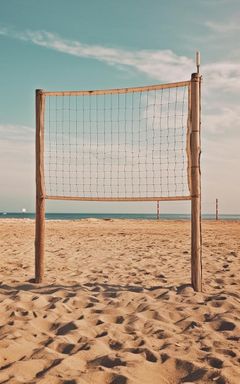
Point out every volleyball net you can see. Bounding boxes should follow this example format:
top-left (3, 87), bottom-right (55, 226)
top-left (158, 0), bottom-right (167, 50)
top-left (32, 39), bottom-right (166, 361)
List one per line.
top-left (42, 81), bottom-right (191, 201)
top-left (35, 73), bottom-right (202, 291)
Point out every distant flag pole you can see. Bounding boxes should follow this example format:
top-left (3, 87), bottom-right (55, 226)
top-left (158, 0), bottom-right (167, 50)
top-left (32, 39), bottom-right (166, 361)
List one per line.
top-left (216, 198), bottom-right (219, 220)
top-left (196, 51), bottom-right (200, 74)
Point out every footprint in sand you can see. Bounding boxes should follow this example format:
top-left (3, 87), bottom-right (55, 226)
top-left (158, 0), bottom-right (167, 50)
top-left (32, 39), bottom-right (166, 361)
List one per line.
top-left (109, 340), bottom-right (123, 351)
top-left (216, 349), bottom-right (236, 358)
top-left (115, 315), bottom-right (125, 324)
top-left (207, 356), bottom-right (223, 369)
top-left (110, 374), bottom-right (128, 384)
top-left (125, 347), bottom-right (158, 363)
top-left (216, 320), bottom-right (236, 332)
top-left (57, 343), bottom-right (75, 354)
top-left (176, 359), bottom-right (207, 382)
top-left (96, 330), bottom-right (108, 338)
top-left (36, 358), bottom-right (63, 378)
top-left (160, 353), bottom-right (169, 363)
top-left (89, 355), bottom-right (126, 368)
top-left (56, 321), bottom-right (77, 335)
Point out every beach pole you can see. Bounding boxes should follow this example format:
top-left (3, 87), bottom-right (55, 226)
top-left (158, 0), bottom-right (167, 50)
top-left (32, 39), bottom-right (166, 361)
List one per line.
top-left (157, 201), bottom-right (160, 220)
top-left (190, 52), bottom-right (202, 292)
top-left (35, 89), bottom-right (45, 283)
top-left (216, 198), bottom-right (219, 220)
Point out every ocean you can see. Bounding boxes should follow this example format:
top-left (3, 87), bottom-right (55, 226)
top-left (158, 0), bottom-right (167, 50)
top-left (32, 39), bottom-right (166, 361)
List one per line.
top-left (0, 212), bottom-right (239, 220)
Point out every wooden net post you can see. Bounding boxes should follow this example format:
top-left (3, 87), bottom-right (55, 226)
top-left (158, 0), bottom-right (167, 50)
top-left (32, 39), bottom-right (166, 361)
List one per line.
top-left (190, 73), bottom-right (202, 292)
top-left (216, 198), bottom-right (219, 220)
top-left (35, 89), bottom-right (45, 283)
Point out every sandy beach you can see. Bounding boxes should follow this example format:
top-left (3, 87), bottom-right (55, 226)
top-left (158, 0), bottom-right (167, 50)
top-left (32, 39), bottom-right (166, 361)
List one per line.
top-left (0, 219), bottom-right (239, 384)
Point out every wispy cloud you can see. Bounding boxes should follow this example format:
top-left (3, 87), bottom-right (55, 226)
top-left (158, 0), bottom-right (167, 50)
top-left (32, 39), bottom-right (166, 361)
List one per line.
top-left (205, 20), bottom-right (240, 33)
top-left (0, 124), bottom-right (34, 143)
top-left (204, 106), bottom-right (240, 137)
top-left (0, 27), bottom-right (194, 82)
top-left (0, 124), bottom-right (34, 164)
top-left (0, 124), bottom-right (34, 204)
top-left (204, 62), bottom-right (240, 92)
top-left (1, 26), bottom-right (240, 93)
top-left (0, 124), bottom-right (34, 194)
top-left (1, 27), bottom-right (240, 145)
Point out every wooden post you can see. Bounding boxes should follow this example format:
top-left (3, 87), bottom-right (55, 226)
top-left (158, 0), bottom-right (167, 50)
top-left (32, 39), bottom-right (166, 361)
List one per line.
top-left (35, 89), bottom-right (45, 283)
top-left (190, 73), bottom-right (202, 292)
top-left (216, 198), bottom-right (219, 220)
top-left (157, 201), bottom-right (160, 220)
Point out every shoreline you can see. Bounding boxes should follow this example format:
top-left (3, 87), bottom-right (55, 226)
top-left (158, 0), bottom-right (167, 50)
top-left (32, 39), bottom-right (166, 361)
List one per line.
top-left (1, 216), bottom-right (240, 222)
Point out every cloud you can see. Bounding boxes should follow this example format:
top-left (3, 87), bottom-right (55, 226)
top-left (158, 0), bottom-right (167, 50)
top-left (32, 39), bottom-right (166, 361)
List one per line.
top-left (0, 124), bottom-right (34, 210)
top-left (0, 125), bottom-right (35, 205)
top-left (1, 27), bottom-right (239, 137)
top-left (0, 28), bottom-right (239, 170)
top-left (203, 106), bottom-right (240, 144)
top-left (1, 25), bottom-right (239, 213)
top-left (0, 124), bottom-right (34, 167)
top-left (205, 20), bottom-right (240, 33)
top-left (1, 26), bottom-right (240, 94)
top-left (0, 124), bottom-right (34, 143)
top-left (0, 27), bottom-right (194, 82)
top-left (203, 62), bottom-right (240, 92)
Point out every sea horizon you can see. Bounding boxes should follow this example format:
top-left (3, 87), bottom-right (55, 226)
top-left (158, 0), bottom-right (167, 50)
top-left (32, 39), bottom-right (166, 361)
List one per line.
top-left (0, 212), bottom-right (240, 220)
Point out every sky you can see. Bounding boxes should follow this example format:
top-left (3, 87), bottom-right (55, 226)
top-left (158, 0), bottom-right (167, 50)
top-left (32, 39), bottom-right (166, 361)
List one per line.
top-left (0, 0), bottom-right (239, 214)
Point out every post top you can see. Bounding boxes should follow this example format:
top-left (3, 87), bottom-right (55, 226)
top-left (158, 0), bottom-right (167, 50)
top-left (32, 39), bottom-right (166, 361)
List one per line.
top-left (191, 72), bottom-right (201, 80)
top-left (36, 89), bottom-right (45, 95)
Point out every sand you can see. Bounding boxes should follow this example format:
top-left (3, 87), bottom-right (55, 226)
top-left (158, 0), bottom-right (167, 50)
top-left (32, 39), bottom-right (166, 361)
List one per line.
top-left (0, 218), bottom-right (239, 384)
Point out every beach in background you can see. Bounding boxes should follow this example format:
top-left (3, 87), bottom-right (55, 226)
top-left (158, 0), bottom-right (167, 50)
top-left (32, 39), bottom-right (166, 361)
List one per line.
top-left (0, 218), bottom-right (239, 383)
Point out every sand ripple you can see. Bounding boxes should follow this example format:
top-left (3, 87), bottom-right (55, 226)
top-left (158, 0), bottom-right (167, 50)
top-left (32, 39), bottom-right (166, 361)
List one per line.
top-left (0, 219), bottom-right (239, 383)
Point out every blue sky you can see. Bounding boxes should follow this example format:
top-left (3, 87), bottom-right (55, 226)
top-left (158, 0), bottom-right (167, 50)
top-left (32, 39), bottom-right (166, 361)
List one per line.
top-left (0, 0), bottom-right (239, 214)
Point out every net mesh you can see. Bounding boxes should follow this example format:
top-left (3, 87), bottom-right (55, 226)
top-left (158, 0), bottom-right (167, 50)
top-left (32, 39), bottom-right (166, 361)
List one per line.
top-left (44, 83), bottom-right (191, 200)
